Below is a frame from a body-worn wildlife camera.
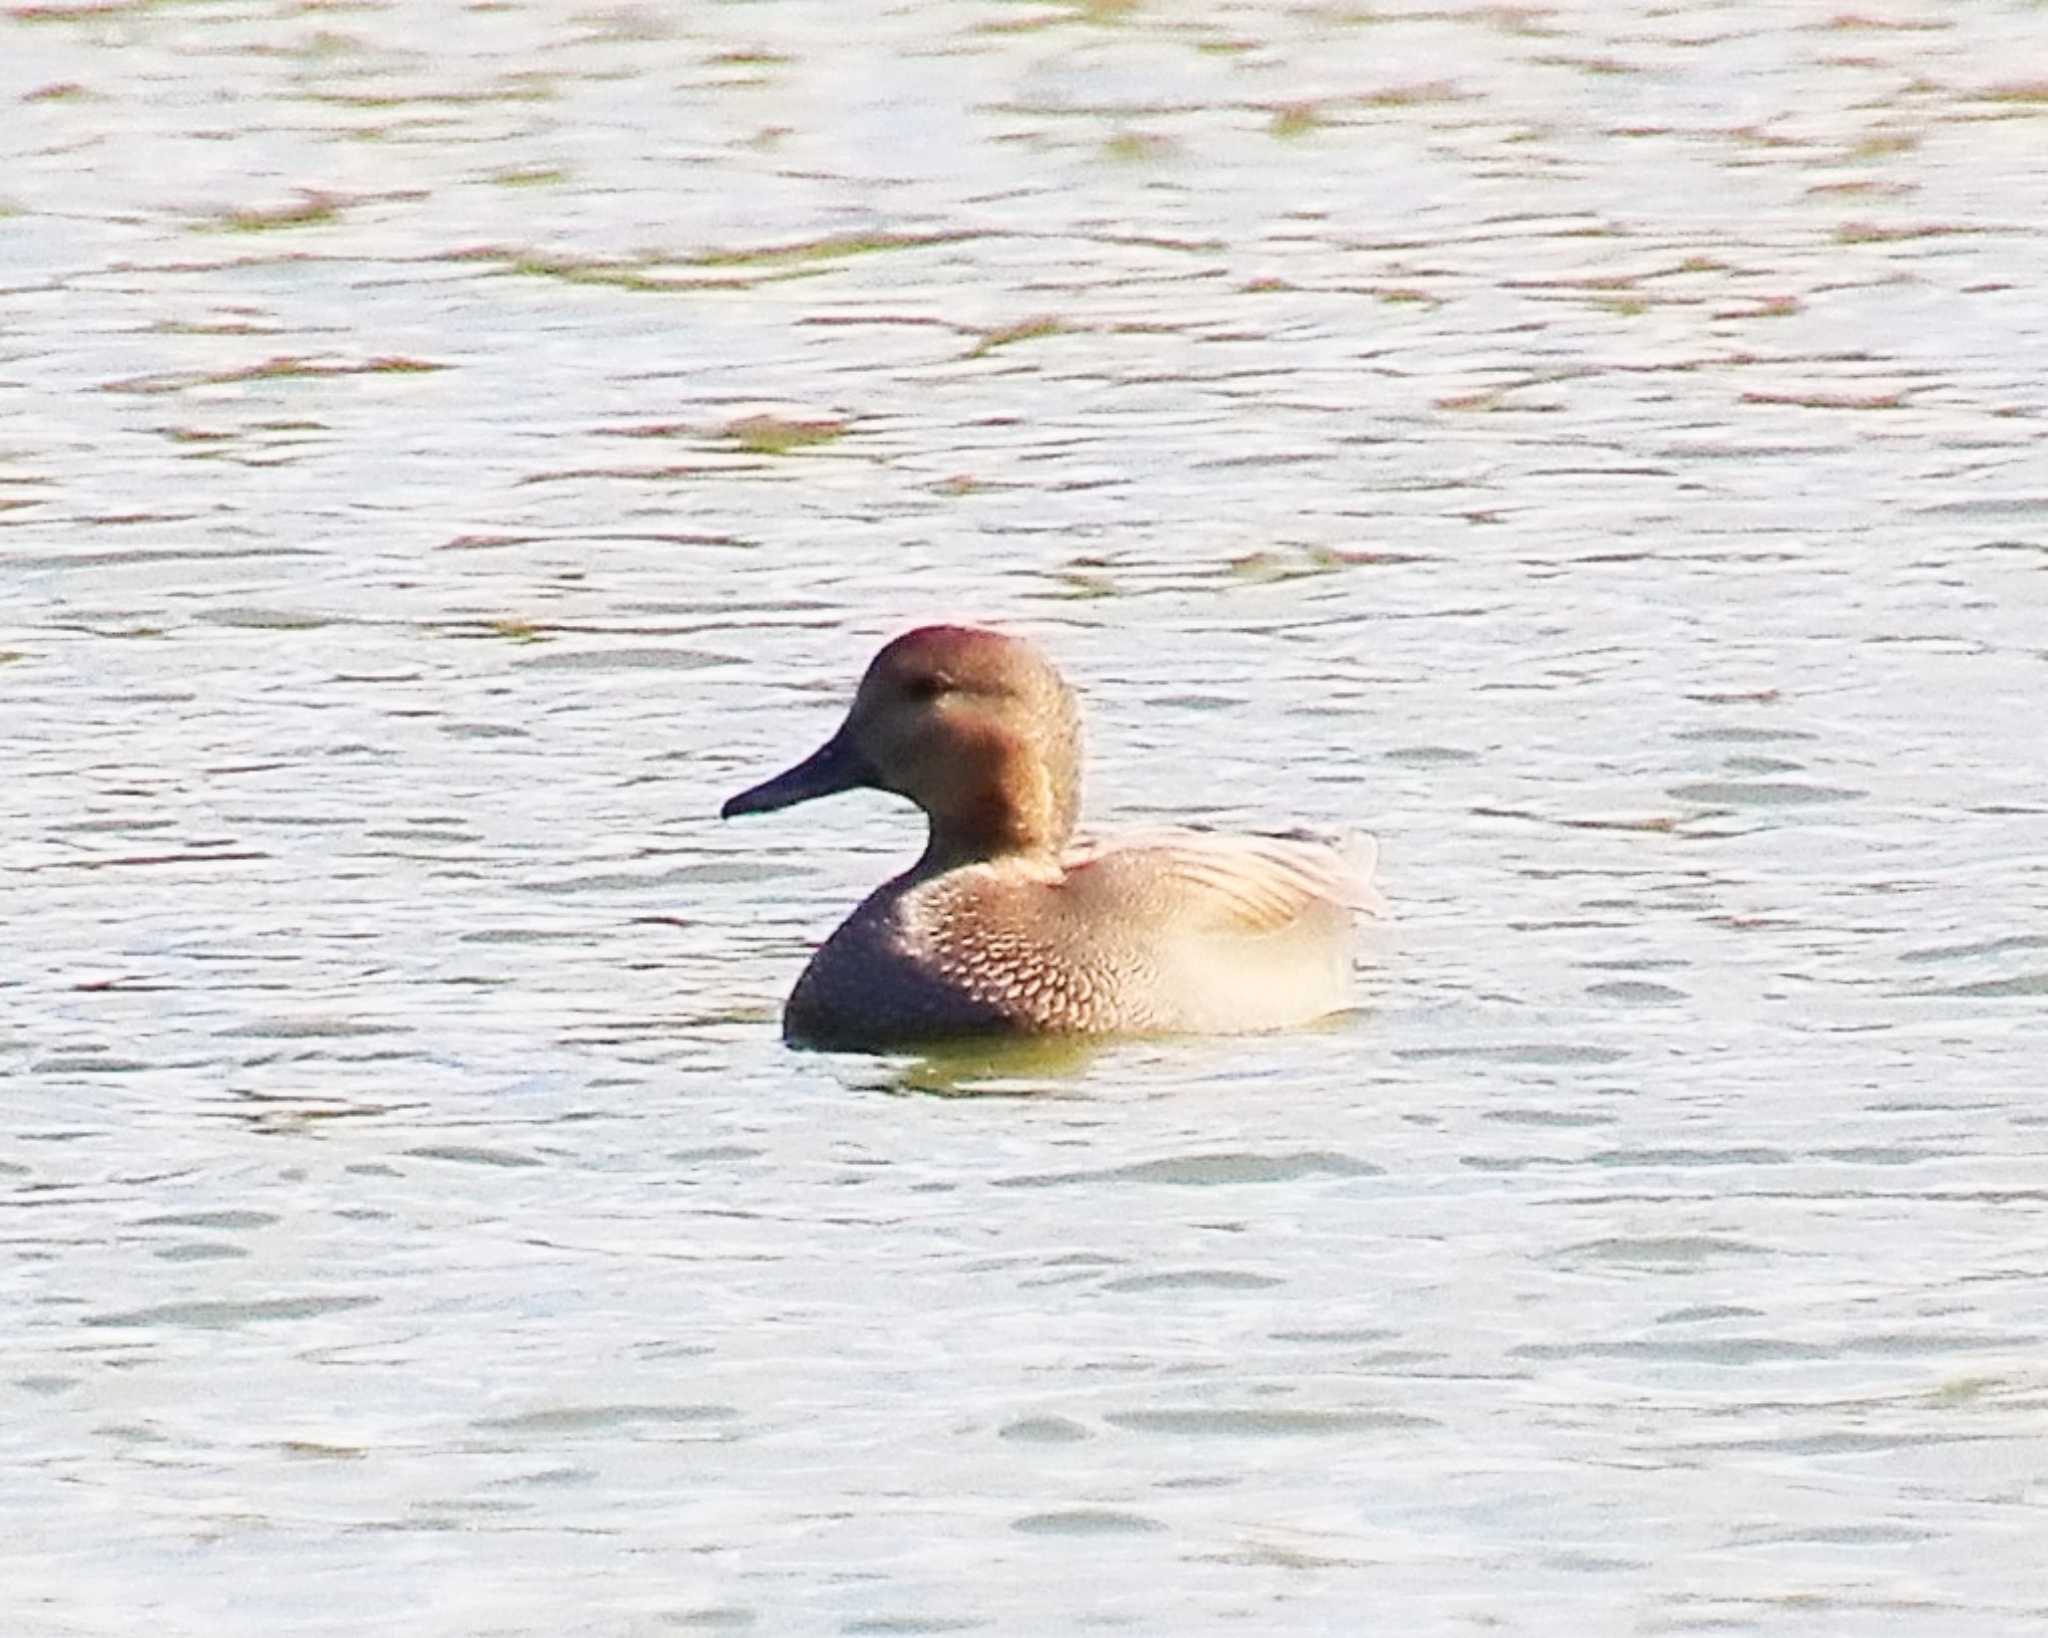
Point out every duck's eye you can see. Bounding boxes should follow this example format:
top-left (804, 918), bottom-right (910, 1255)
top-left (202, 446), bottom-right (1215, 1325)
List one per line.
top-left (903, 673), bottom-right (948, 702)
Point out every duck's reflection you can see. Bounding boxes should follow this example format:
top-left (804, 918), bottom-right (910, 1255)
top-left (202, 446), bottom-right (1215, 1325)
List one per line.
top-left (862, 1034), bottom-right (1106, 1097)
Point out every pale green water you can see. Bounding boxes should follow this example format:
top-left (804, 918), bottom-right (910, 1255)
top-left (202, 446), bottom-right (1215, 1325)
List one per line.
top-left (5, 2), bottom-right (2047, 1634)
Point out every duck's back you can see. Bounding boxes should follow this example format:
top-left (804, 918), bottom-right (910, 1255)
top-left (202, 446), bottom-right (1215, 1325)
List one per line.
top-left (783, 828), bottom-right (1378, 1048)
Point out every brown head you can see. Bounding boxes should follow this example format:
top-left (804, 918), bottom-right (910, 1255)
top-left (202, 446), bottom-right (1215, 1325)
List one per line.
top-left (721, 626), bottom-right (1084, 864)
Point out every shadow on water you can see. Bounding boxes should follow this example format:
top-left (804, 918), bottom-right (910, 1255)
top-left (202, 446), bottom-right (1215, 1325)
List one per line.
top-left (853, 1005), bottom-right (1369, 1098)
top-left (857, 1035), bottom-right (1107, 1098)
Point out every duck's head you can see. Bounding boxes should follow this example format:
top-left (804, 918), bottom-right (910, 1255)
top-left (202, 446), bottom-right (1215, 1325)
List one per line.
top-left (721, 626), bottom-right (1084, 862)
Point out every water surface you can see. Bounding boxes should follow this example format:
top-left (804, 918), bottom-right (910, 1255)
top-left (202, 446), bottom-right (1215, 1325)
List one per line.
top-left (5, 2), bottom-right (2047, 1633)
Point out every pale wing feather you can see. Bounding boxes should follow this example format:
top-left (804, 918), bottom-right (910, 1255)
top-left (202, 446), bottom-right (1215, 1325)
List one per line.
top-left (1061, 827), bottom-right (1382, 932)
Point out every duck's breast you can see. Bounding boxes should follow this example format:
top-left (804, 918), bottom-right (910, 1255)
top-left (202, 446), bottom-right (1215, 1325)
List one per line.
top-left (783, 877), bottom-right (1019, 1047)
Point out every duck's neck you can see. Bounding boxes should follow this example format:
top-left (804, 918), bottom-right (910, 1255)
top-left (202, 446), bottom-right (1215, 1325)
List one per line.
top-left (910, 698), bottom-right (1083, 876)
top-left (916, 828), bottom-right (1054, 876)
top-left (915, 765), bottom-right (1077, 876)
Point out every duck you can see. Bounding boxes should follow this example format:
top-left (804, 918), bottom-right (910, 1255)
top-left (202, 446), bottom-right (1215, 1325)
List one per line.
top-left (720, 626), bottom-right (1379, 1050)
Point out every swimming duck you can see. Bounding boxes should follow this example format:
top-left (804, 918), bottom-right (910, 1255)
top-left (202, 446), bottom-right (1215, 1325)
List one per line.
top-left (721, 626), bottom-right (1379, 1049)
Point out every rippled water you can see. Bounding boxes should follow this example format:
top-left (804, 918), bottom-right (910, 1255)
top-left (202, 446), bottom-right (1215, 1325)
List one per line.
top-left (6, 1), bottom-right (2047, 1633)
